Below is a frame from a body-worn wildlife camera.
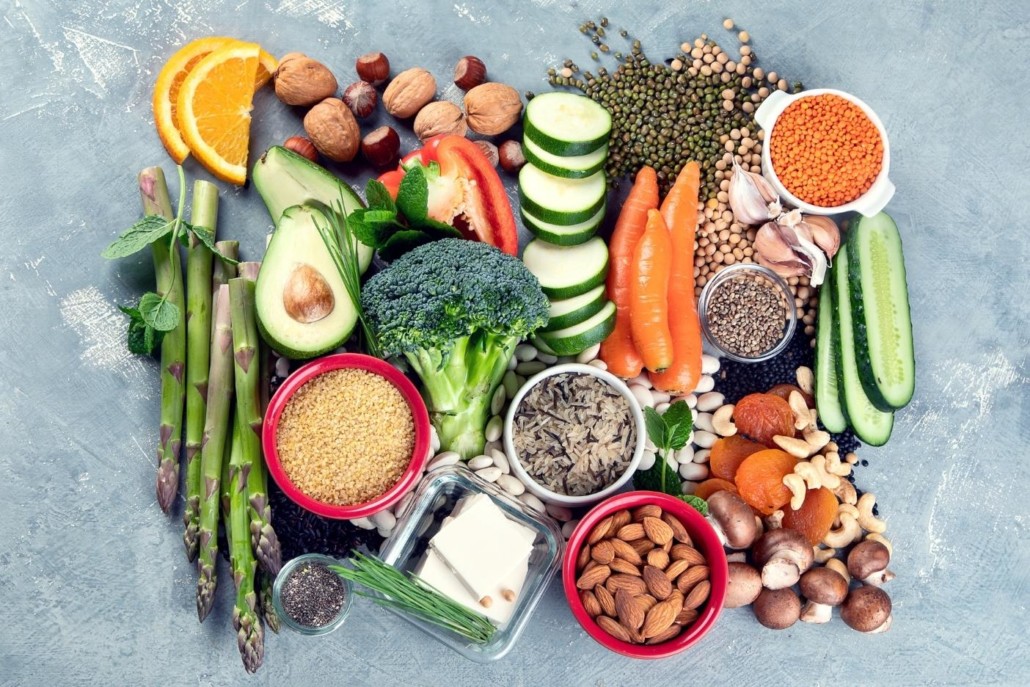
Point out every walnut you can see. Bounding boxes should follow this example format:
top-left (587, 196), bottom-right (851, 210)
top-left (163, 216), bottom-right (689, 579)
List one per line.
top-left (273, 53), bottom-right (338, 106)
top-left (464, 82), bottom-right (522, 135)
top-left (303, 98), bottom-right (360, 162)
top-left (413, 101), bottom-right (468, 142)
top-left (382, 67), bottom-right (436, 118)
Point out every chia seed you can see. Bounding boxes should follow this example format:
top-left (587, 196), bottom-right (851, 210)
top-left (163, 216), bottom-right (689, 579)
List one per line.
top-left (280, 562), bottom-right (346, 628)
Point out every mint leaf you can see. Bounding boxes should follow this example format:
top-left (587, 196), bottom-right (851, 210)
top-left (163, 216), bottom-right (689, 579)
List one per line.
top-left (185, 223), bottom-right (239, 264)
top-left (416, 217), bottom-right (463, 239)
top-left (101, 215), bottom-right (173, 259)
top-left (643, 406), bottom-right (667, 450)
top-left (396, 166), bottom-right (429, 223)
top-left (378, 229), bottom-right (434, 261)
top-left (119, 304), bottom-right (162, 355)
top-left (139, 292), bottom-right (180, 332)
top-left (633, 458), bottom-right (683, 497)
top-left (663, 401), bottom-right (694, 451)
top-left (348, 209), bottom-right (405, 248)
top-left (678, 495), bottom-right (709, 516)
top-left (365, 179), bottom-right (396, 213)
top-left (363, 209), bottom-right (398, 225)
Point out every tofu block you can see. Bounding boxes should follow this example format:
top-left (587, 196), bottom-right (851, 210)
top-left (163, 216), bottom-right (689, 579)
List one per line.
top-left (416, 549), bottom-right (529, 625)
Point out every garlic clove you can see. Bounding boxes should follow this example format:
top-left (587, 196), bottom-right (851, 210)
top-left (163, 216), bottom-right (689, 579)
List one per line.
top-left (793, 233), bottom-right (828, 287)
top-left (755, 221), bottom-right (800, 265)
top-left (801, 215), bottom-right (840, 259)
top-left (729, 161), bottom-right (781, 226)
top-left (757, 253), bottom-right (810, 278)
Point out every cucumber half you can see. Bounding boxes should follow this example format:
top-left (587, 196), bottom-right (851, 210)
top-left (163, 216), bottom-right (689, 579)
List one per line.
top-left (522, 136), bottom-right (608, 179)
top-left (833, 245), bottom-right (894, 446)
top-left (848, 212), bottom-right (915, 411)
top-left (522, 237), bottom-right (609, 300)
top-left (520, 205), bottom-right (604, 246)
top-left (523, 92), bottom-right (611, 156)
top-left (814, 280), bottom-right (848, 433)
top-left (518, 164), bottom-right (607, 225)
top-left (544, 284), bottom-right (607, 332)
top-left (537, 300), bottom-right (616, 356)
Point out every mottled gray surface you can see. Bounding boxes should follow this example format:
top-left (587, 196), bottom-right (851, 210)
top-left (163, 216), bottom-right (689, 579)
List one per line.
top-left (1, 0), bottom-right (1027, 685)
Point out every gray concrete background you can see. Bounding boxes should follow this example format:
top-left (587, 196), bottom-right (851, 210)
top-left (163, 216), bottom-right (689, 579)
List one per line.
top-left (1, 0), bottom-right (1027, 684)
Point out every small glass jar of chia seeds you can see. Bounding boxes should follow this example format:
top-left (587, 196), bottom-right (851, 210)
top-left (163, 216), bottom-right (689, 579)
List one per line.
top-left (272, 553), bottom-right (353, 636)
top-left (698, 263), bottom-right (797, 363)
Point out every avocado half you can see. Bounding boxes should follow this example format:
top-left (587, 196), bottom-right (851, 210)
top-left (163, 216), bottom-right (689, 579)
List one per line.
top-left (255, 205), bottom-right (357, 359)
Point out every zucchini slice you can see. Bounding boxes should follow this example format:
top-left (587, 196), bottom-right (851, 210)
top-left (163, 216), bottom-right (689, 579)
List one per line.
top-left (537, 300), bottom-right (616, 356)
top-left (522, 136), bottom-right (608, 179)
top-left (518, 164), bottom-right (607, 225)
top-left (522, 237), bottom-right (609, 300)
top-left (848, 212), bottom-right (915, 410)
top-left (520, 205), bottom-right (604, 246)
top-left (833, 245), bottom-right (894, 446)
top-left (523, 92), bottom-right (611, 156)
top-left (815, 279), bottom-right (848, 433)
top-left (544, 284), bottom-right (607, 332)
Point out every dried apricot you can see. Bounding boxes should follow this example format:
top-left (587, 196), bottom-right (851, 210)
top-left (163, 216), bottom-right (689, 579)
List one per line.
top-left (782, 487), bottom-right (839, 545)
top-left (693, 478), bottom-right (738, 501)
top-left (766, 384), bottom-right (814, 409)
top-left (733, 393), bottom-right (796, 447)
top-left (709, 435), bottom-right (766, 482)
top-left (734, 449), bottom-right (798, 515)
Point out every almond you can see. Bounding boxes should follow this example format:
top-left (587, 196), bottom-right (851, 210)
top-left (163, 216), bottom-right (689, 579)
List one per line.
top-left (632, 504), bottom-right (662, 522)
top-left (643, 516), bottom-right (674, 546)
top-left (590, 539), bottom-right (615, 565)
top-left (641, 598), bottom-right (679, 639)
top-left (610, 558), bottom-right (642, 576)
top-left (645, 624), bottom-right (683, 644)
top-left (580, 590), bottom-right (602, 618)
top-left (643, 565), bottom-right (674, 600)
top-left (630, 538), bottom-right (656, 556)
top-left (594, 584), bottom-right (617, 617)
top-left (617, 523), bottom-right (646, 541)
top-left (664, 559), bottom-right (692, 581)
top-left (606, 574), bottom-right (648, 596)
top-left (667, 590), bottom-right (685, 609)
top-left (587, 515), bottom-right (614, 544)
top-left (610, 509), bottom-right (632, 531)
top-left (611, 538), bottom-right (642, 566)
top-left (675, 608), bottom-right (699, 626)
top-left (576, 563), bottom-right (611, 590)
top-left (615, 589), bottom-right (645, 630)
top-left (670, 544), bottom-right (706, 565)
top-left (647, 548), bottom-right (670, 570)
top-left (661, 538), bottom-right (674, 553)
top-left (636, 593), bottom-right (658, 612)
top-left (576, 543), bottom-right (591, 572)
top-left (596, 615), bottom-right (632, 643)
top-left (683, 579), bottom-right (711, 610)
top-left (662, 512), bottom-right (693, 545)
top-left (676, 565), bottom-right (710, 594)
top-left (628, 627), bottom-right (646, 644)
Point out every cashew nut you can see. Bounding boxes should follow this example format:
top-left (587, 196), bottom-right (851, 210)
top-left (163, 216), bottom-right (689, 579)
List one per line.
top-left (796, 455), bottom-right (842, 490)
top-left (836, 502), bottom-right (860, 523)
top-left (814, 545), bottom-right (836, 563)
top-left (765, 510), bottom-right (784, 530)
top-left (865, 532), bottom-right (893, 557)
top-left (822, 512), bottom-right (862, 548)
top-left (773, 434), bottom-right (814, 459)
top-left (796, 366), bottom-right (814, 395)
top-left (845, 451), bottom-right (859, 465)
top-left (782, 473), bottom-right (808, 510)
top-left (711, 404), bottom-right (737, 437)
top-left (832, 479), bottom-right (858, 506)
top-left (824, 452), bottom-right (852, 477)
top-left (803, 428), bottom-right (831, 453)
top-left (825, 557), bottom-right (851, 584)
top-left (788, 391), bottom-right (815, 430)
top-left (857, 493), bottom-right (887, 534)
top-left (825, 440), bottom-right (839, 454)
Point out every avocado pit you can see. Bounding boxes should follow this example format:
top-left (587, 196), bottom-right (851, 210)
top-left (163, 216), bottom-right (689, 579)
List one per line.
top-left (283, 263), bottom-right (335, 323)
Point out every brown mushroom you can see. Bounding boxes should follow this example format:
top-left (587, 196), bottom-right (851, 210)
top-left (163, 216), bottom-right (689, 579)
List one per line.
top-left (847, 540), bottom-right (895, 587)
top-left (725, 562), bottom-right (763, 608)
top-left (798, 566), bottom-right (849, 623)
top-left (752, 528), bottom-right (814, 590)
top-left (753, 587), bottom-right (801, 630)
top-left (841, 585), bottom-right (892, 633)
top-left (707, 490), bottom-right (759, 549)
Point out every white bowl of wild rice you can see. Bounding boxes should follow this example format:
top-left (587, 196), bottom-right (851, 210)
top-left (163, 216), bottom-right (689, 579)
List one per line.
top-left (503, 363), bottom-right (645, 507)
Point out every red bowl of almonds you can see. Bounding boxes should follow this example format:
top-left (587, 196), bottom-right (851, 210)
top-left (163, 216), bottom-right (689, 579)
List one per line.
top-left (562, 491), bottom-right (728, 658)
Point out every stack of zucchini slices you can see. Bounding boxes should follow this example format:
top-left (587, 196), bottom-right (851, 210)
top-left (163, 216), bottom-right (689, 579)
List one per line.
top-left (518, 93), bottom-right (616, 356)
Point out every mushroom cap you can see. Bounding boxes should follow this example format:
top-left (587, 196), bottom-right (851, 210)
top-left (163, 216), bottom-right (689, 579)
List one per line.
top-left (841, 585), bottom-right (892, 632)
top-left (707, 490), bottom-right (759, 549)
top-left (799, 567), bottom-right (849, 606)
top-left (752, 528), bottom-right (814, 569)
top-left (847, 540), bottom-right (891, 581)
top-left (753, 587), bottom-right (801, 630)
top-left (725, 562), bottom-right (763, 608)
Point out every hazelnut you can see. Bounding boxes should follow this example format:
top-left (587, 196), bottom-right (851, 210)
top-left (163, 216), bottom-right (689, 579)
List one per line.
top-left (303, 98), bottom-right (360, 162)
top-left (414, 101), bottom-right (468, 142)
top-left (274, 53), bottom-right (338, 106)
top-left (355, 51), bottom-right (390, 86)
top-left (361, 126), bottom-right (401, 168)
top-left (453, 55), bottom-right (487, 91)
top-left (474, 140), bottom-right (499, 167)
top-left (498, 140), bottom-right (526, 172)
top-left (464, 82), bottom-right (523, 135)
top-left (382, 67), bottom-right (436, 118)
top-left (342, 81), bottom-right (378, 118)
top-left (283, 136), bottom-right (318, 162)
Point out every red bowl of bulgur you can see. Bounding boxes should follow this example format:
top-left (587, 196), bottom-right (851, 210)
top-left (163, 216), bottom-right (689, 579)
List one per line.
top-left (262, 353), bottom-right (431, 519)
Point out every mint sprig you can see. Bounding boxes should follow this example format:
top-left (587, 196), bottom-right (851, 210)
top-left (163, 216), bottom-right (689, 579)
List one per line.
top-left (633, 400), bottom-right (706, 514)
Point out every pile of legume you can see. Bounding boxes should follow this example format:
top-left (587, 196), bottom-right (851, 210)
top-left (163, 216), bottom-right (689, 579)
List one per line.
top-left (276, 368), bottom-right (414, 506)
top-left (769, 93), bottom-right (883, 207)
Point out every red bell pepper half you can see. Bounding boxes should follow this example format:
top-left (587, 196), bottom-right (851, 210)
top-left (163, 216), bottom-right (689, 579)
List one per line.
top-left (378, 135), bottom-right (518, 255)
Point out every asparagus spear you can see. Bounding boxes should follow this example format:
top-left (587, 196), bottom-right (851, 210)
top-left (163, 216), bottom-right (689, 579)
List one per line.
top-left (196, 284), bottom-right (234, 622)
top-left (257, 570), bottom-right (281, 634)
top-left (138, 167), bottom-right (187, 513)
top-left (225, 413), bottom-right (264, 673)
top-left (230, 263), bottom-right (282, 576)
top-left (182, 181), bottom-right (219, 562)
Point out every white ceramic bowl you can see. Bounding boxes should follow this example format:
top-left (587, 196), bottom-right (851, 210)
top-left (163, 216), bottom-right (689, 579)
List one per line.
top-left (754, 88), bottom-right (894, 217)
top-left (503, 363), bottom-right (645, 507)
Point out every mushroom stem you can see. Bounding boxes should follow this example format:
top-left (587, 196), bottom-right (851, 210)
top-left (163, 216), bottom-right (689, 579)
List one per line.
top-left (800, 600), bottom-right (833, 624)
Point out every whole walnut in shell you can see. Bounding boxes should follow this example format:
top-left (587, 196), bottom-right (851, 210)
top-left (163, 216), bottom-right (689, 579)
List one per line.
top-left (464, 82), bottom-right (523, 135)
top-left (414, 101), bottom-right (468, 142)
top-left (274, 53), bottom-right (338, 106)
top-left (303, 98), bottom-right (360, 162)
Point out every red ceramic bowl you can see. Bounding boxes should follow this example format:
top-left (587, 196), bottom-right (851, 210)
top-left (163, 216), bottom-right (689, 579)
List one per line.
top-left (562, 491), bottom-right (728, 659)
top-left (262, 353), bottom-right (431, 520)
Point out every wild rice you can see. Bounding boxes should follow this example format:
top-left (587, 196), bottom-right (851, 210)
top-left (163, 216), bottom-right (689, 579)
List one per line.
top-left (512, 373), bottom-right (635, 496)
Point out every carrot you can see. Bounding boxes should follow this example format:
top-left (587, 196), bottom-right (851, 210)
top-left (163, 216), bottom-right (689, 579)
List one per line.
top-left (651, 161), bottom-right (703, 393)
top-left (630, 209), bottom-right (674, 372)
top-left (599, 166), bottom-right (658, 378)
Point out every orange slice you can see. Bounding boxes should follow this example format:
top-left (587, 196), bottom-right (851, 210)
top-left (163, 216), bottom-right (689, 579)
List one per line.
top-left (177, 41), bottom-right (261, 186)
top-left (255, 49), bottom-right (278, 89)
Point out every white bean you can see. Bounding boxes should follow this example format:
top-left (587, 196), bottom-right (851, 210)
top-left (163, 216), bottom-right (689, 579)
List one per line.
top-left (507, 355), bottom-right (518, 370)
top-left (376, 526), bottom-right (394, 538)
top-left (576, 343), bottom-right (601, 363)
top-left (695, 412), bottom-right (715, 433)
top-left (491, 385), bottom-right (507, 416)
top-left (514, 343), bottom-right (537, 362)
top-left (274, 356), bottom-right (290, 377)
top-left (393, 492), bottom-right (415, 518)
top-left (489, 449), bottom-right (510, 474)
top-left (655, 402), bottom-right (670, 415)
top-left (557, 356), bottom-right (577, 365)
top-left (684, 394), bottom-right (698, 409)
top-left (629, 384), bottom-right (654, 408)
top-left (665, 453), bottom-right (678, 472)
top-left (726, 551), bottom-right (748, 563)
top-left (546, 503), bottom-right (573, 521)
top-left (371, 510), bottom-right (397, 530)
top-left (693, 374), bottom-right (715, 393)
top-left (468, 455), bottom-right (494, 470)
top-left (475, 466), bottom-right (502, 482)
top-left (428, 451), bottom-right (461, 471)
top-left (701, 354), bottom-right (721, 375)
top-left (587, 359), bottom-right (608, 370)
top-left (693, 429), bottom-right (718, 448)
top-left (676, 445), bottom-right (695, 464)
top-left (484, 440), bottom-right (503, 455)
top-left (514, 374), bottom-right (526, 388)
top-left (696, 391), bottom-right (725, 412)
top-left (497, 474), bottom-right (526, 496)
top-left (638, 450), bottom-right (656, 471)
top-left (485, 415), bottom-right (503, 442)
top-left (645, 437), bottom-right (657, 453)
top-left (629, 373), bottom-right (652, 389)
top-left (561, 519), bottom-right (580, 539)
top-left (516, 360), bottom-right (547, 376)
top-left (679, 462), bottom-right (709, 481)
top-left (681, 480), bottom-right (699, 495)
top-left (537, 352), bottom-right (558, 364)
top-left (350, 516), bottom-right (376, 530)
top-left (690, 407), bottom-right (698, 421)
top-left (651, 390), bottom-right (672, 405)
top-left (693, 449), bottom-right (711, 464)
top-left (519, 492), bottom-right (546, 513)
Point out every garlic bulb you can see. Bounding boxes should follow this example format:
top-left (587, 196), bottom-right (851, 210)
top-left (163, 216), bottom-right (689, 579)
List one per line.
top-left (728, 161), bottom-right (781, 226)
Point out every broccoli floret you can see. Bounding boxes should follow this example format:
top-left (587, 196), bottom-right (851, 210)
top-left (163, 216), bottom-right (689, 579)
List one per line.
top-left (362, 239), bottom-right (549, 458)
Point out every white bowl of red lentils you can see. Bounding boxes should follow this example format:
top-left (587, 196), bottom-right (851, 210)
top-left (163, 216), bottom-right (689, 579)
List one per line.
top-left (754, 88), bottom-right (894, 217)
top-left (262, 353), bottom-right (431, 519)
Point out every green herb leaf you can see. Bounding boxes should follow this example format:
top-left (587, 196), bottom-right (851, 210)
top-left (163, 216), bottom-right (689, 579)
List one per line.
top-left (365, 179), bottom-right (396, 213)
top-left (644, 406), bottom-right (667, 450)
top-left (678, 494), bottom-right (709, 516)
top-left (416, 217), bottom-right (463, 239)
top-left (633, 458), bottom-right (683, 497)
top-left (101, 215), bottom-right (173, 259)
top-left (348, 209), bottom-right (405, 248)
top-left (119, 304), bottom-right (162, 355)
top-left (662, 400), bottom-right (694, 451)
top-left (396, 165), bottom-right (429, 223)
top-left (139, 292), bottom-right (180, 332)
top-left (187, 223), bottom-right (239, 264)
top-left (378, 229), bottom-right (434, 262)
